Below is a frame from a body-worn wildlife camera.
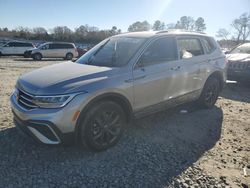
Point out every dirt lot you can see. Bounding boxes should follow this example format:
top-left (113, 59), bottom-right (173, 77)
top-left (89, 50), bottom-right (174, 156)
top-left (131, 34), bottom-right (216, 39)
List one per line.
top-left (0, 57), bottom-right (249, 188)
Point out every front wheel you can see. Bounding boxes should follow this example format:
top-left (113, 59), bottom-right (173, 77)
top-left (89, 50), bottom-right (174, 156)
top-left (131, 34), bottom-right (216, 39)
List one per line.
top-left (198, 77), bottom-right (220, 109)
top-left (65, 53), bottom-right (73, 60)
top-left (79, 101), bottom-right (126, 151)
top-left (33, 53), bottom-right (42, 61)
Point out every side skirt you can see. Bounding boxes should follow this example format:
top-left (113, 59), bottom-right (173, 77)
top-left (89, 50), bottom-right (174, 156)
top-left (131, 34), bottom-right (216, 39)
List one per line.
top-left (133, 89), bottom-right (202, 119)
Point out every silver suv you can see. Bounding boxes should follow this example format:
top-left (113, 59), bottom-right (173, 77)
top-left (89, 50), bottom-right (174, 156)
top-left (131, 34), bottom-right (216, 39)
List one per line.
top-left (10, 30), bottom-right (227, 150)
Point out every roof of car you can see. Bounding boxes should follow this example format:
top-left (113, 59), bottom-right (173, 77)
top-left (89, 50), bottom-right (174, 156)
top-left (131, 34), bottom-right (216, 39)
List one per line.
top-left (44, 42), bottom-right (74, 44)
top-left (115, 30), bottom-right (209, 38)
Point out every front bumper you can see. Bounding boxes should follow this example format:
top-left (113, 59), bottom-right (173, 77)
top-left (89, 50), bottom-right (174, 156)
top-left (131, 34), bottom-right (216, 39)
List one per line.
top-left (227, 69), bottom-right (250, 81)
top-left (10, 92), bottom-right (89, 145)
top-left (13, 111), bottom-right (74, 144)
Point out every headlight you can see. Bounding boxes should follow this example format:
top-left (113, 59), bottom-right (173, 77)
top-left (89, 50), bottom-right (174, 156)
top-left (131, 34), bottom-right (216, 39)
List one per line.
top-left (33, 92), bottom-right (85, 108)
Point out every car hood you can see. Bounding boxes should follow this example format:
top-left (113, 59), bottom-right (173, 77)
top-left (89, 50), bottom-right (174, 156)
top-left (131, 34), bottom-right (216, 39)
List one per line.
top-left (17, 62), bottom-right (114, 95)
top-left (226, 53), bottom-right (250, 62)
top-left (27, 47), bottom-right (38, 51)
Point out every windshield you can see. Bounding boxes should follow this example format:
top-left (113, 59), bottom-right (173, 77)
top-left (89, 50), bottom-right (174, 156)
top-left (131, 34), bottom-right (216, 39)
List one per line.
top-left (230, 43), bottom-right (250, 54)
top-left (75, 37), bottom-right (146, 67)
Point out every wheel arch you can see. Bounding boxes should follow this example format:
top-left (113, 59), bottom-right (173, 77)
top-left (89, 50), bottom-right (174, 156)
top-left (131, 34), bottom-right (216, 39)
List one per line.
top-left (32, 52), bottom-right (43, 58)
top-left (74, 92), bottom-right (133, 142)
top-left (206, 71), bottom-right (224, 91)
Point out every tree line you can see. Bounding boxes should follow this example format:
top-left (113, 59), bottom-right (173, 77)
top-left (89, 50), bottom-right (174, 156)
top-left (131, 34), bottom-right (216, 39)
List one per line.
top-left (0, 25), bottom-right (121, 44)
top-left (0, 13), bottom-right (249, 45)
top-left (216, 13), bottom-right (250, 44)
top-left (0, 16), bottom-right (206, 44)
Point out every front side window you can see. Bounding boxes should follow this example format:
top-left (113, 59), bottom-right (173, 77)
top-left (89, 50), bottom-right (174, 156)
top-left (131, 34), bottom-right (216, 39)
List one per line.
top-left (178, 38), bottom-right (204, 59)
top-left (139, 37), bottom-right (178, 66)
top-left (76, 37), bottom-right (146, 67)
top-left (40, 44), bottom-right (50, 50)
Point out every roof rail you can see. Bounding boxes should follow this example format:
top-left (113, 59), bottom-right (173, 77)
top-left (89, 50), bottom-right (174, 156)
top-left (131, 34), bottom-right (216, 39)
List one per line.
top-left (156, 29), bottom-right (206, 35)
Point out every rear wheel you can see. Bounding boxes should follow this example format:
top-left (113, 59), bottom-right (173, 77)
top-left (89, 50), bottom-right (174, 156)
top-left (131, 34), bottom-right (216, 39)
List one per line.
top-left (33, 53), bottom-right (42, 61)
top-left (198, 77), bottom-right (220, 108)
top-left (65, 53), bottom-right (73, 60)
top-left (79, 101), bottom-right (126, 151)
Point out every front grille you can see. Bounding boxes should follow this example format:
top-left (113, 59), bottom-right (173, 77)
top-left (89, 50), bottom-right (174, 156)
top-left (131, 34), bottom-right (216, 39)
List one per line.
top-left (17, 89), bottom-right (38, 110)
top-left (228, 61), bottom-right (250, 70)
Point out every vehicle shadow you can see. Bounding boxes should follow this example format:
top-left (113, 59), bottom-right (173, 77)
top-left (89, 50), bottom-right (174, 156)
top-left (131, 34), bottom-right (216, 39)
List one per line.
top-left (220, 82), bottom-right (250, 103)
top-left (0, 105), bottom-right (223, 187)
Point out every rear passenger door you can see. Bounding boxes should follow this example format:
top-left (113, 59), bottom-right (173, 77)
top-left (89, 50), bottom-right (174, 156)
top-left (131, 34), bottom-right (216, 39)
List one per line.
top-left (15, 42), bottom-right (33, 55)
top-left (176, 37), bottom-right (206, 95)
top-left (49, 43), bottom-right (60, 57)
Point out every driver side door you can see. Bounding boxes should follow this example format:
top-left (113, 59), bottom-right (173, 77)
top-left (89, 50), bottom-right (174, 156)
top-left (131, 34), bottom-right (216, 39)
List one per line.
top-left (132, 37), bottom-right (180, 111)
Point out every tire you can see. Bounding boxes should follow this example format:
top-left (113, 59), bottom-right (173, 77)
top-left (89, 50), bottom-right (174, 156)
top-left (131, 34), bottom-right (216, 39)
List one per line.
top-left (0, 52), bottom-right (2, 57)
top-left (79, 101), bottom-right (126, 151)
top-left (65, 53), bottom-right (73, 60)
top-left (198, 77), bottom-right (220, 109)
top-left (33, 53), bottom-right (42, 61)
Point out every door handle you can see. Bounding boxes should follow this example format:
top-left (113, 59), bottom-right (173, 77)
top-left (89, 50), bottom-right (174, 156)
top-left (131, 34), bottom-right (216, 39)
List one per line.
top-left (170, 66), bottom-right (180, 71)
top-left (125, 75), bottom-right (146, 83)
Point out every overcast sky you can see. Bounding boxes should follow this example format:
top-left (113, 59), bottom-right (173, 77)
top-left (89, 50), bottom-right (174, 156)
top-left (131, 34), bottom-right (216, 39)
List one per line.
top-left (0, 0), bottom-right (249, 37)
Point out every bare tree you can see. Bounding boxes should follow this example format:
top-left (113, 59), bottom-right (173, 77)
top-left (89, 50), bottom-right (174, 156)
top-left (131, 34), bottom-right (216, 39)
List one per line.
top-left (231, 13), bottom-right (250, 43)
top-left (52, 26), bottom-right (72, 41)
top-left (216, 28), bottom-right (230, 40)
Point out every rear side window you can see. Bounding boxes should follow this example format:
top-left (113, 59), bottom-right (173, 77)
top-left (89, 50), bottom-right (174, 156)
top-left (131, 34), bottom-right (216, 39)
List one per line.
top-left (14, 42), bottom-right (22, 47)
top-left (50, 43), bottom-right (59, 49)
top-left (51, 43), bottom-right (74, 49)
top-left (23, 43), bottom-right (33, 47)
top-left (15, 42), bottom-right (33, 47)
top-left (177, 38), bottom-right (204, 59)
top-left (140, 37), bottom-right (178, 66)
top-left (6, 42), bottom-right (17, 47)
top-left (203, 37), bottom-right (216, 54)
top-left (62, 43), bottom-right (74, 49)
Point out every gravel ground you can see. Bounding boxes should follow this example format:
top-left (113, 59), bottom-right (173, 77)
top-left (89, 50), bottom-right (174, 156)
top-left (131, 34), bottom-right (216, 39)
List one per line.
top-left (0, 57), bottom-right (249, 188)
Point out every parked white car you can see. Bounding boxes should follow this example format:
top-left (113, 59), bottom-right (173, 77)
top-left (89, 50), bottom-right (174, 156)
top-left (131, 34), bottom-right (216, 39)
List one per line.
top-left (24, 42), bottom-right (78, 60)
top-left (0, 41), bottom-right (34, 56)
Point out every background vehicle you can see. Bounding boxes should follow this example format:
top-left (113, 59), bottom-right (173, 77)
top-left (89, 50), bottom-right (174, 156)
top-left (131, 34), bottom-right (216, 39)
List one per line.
top-left (25, 42), bottom-right (78, 60)
top-left (11, 31), bottom-right (226, 151)
top-left (76, 47), bottom-right (88, 58)
top-left (226, 43), bottom-right (250, 85)
top-left (0, 41), bottom-right (34, 56)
